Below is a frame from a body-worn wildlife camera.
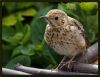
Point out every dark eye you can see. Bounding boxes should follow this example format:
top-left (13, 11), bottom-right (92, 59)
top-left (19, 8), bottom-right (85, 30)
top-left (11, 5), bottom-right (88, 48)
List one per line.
top-left (54, 16), bottom-right (58, 20)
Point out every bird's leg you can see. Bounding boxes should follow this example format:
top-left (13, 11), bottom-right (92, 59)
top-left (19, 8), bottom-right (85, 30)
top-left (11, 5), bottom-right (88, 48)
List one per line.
top-left (55, 56), bottom-right (67, 70)
top-left (59, 55), bottom-right (77, 70)
top-left (80, 50), bottom-right (89, 63)
top-left (66, 55), bottom-right (76, 68)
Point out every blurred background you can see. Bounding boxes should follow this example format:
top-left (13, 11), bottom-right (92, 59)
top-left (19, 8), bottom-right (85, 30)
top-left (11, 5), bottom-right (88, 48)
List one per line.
top-left (2, 2), bottom-right (98, 69)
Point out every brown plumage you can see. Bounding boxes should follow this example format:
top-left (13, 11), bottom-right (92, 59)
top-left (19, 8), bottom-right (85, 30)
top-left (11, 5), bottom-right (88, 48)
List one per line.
top-left (41, 9), bottom-right (88, 69)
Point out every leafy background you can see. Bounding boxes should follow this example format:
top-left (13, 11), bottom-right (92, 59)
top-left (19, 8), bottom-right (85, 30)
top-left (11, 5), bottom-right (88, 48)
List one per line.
top-left (2, 2), bottom-right (98, 69)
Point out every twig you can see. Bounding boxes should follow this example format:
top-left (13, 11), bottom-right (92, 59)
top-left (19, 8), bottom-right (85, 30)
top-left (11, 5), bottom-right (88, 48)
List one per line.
top-left (14, 64), bottom-right (96, 75)
top-left (73, 63), bottom-right (98, 74)
top-left (2, 68), bottom-right (31, 75)
top-left (59, 63), bottom-right (98, 74)
top-left (78, 42), bottom-right (98, 63)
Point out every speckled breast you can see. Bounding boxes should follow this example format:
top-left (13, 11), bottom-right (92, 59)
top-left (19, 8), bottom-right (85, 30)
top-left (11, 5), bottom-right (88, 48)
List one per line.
top-left (44, 25), bottom-right (86, 57)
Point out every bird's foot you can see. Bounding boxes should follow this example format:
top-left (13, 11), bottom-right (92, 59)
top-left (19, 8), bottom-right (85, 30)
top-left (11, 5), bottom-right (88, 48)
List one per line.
top-left (59, 60), bottom-right (76, 71)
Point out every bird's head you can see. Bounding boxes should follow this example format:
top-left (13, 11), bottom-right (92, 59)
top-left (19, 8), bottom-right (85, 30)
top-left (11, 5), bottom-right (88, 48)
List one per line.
top-left (41, 9), bottom-right (68, 28)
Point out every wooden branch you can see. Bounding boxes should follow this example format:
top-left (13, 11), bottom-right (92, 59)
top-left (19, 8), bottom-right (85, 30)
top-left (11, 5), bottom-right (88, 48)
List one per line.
top-left (73, 63), bottom-right (98, 74)
top-left (14, 64), bottom-right (96, 75)
top-left (59, 63), bottom-right (98, 74)
top-left (78, 42), bottom-right (98, 63)
top-left (2, 68), bottom-right (31, 75)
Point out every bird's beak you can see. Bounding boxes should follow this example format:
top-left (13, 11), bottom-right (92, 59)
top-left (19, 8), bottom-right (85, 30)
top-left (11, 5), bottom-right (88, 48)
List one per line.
top-left (40, 16), bottom-right (48, 20)
top-left (40, 16), bottom-right (51, 25)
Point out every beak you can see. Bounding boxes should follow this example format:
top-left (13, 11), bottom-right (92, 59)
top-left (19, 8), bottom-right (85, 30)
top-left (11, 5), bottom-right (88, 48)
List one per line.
top-left (40, 16), bottom-right (48, 20)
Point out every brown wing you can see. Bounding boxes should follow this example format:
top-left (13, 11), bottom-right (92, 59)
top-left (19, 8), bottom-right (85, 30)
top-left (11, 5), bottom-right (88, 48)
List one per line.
top-left (70, 17), bottom-right (90, 48)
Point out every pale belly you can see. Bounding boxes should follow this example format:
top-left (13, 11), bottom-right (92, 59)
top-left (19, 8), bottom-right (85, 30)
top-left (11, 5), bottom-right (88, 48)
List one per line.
top-left (49, 38), bottom-right (82, 57)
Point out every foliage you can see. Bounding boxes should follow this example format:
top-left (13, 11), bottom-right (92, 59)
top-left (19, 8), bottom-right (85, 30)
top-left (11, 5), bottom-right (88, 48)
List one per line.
top-left (2, 2), bottom-right (98, 69)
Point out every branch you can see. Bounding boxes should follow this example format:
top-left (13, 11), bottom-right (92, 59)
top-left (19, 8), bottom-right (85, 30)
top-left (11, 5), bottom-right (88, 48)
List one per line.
top-left (73, 63), bottom-right (98, 74)
top-left (59, 63), bottom-right (98, 74)
top-left (78, 42), bottom-right (98, 63)
top-left (2, 68), bottom-right (31, 75)
top-left (14, 64), bottom-right (96, 75)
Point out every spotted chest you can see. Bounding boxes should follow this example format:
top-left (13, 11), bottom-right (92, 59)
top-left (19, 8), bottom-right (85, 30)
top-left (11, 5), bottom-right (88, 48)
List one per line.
top-left (44, 24), bottom-right (86, 57)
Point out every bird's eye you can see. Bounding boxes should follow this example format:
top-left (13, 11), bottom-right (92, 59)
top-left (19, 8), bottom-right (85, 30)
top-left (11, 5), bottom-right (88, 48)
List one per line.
top-left (54, 16), bottom-right (58, 20)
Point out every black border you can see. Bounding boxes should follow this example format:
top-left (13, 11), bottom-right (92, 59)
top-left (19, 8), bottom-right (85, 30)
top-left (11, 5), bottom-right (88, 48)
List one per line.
top-left (2, 0), bottom-right (99, 2)
top-left (0, 1), bottom-right (2, 77)
top-left (96, 1), bottom-right (99, 76)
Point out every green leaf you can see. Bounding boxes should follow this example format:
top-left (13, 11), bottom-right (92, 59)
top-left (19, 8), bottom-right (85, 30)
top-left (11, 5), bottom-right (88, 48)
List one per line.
top-left (3, 14), bottom-right (24, 27)
top-left (86, 13), bottom-right (98, 43)
top-left (12, 44), bottom-right (35, 57)
top-left (18, 8), bottom-right (37, 16)
top-left (16, 2), bottom-right (33, 9)
top-left (34, 43), bottom-right (44, 53)
top-left (2, 26), bottom-right (15, 41)
top-left (43, 50), bottom-right (57, 66)
top-left (4, 2), bottom-right (16, 13)
top-left (2, 26), bottom-right (18, 50)
top-left (79, 2), bottom-right (97, 14)
top-left (66, 2), bottom-right (77, 11)
top-left (3, 44), bottom-right (17, 50)
top-left (6, 55), bottom-right (31, 69)
top-left (2, 25), bottom-right (24, 44)
top-left (21, 44), bottom-right (35, 56)
top-left (3, 15), bottom-right (17, 26)
top-left (58, 3), bottom-right (67, 12)
top-left (16, 13), bottom-right (24, 21)
top-left (15, 20), bottom-right (23, 32)
top-left (12, 47), bottom-right (21, 57)
top-left (20, 24), bottom-right (31, 44)
top-left (4, 32), bottom-right (24, 44)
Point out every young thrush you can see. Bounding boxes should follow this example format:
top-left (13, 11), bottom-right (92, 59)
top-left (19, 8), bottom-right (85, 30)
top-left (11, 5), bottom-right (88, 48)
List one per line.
top-left (41, 9), bottom-right (87, 69)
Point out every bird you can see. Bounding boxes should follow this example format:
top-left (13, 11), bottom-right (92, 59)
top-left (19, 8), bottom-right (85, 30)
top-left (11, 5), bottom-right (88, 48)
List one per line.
top-left (41, 9), bottom-right (88, 70)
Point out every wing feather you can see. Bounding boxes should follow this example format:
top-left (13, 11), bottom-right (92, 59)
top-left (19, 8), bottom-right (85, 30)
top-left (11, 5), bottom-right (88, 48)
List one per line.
top-left (68, 16), bottom-right (90, 48)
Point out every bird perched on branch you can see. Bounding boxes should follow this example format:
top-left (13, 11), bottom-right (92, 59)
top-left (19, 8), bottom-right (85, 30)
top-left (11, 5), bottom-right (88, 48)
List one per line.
top-left (41, 9), bottom-right (88, 70)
